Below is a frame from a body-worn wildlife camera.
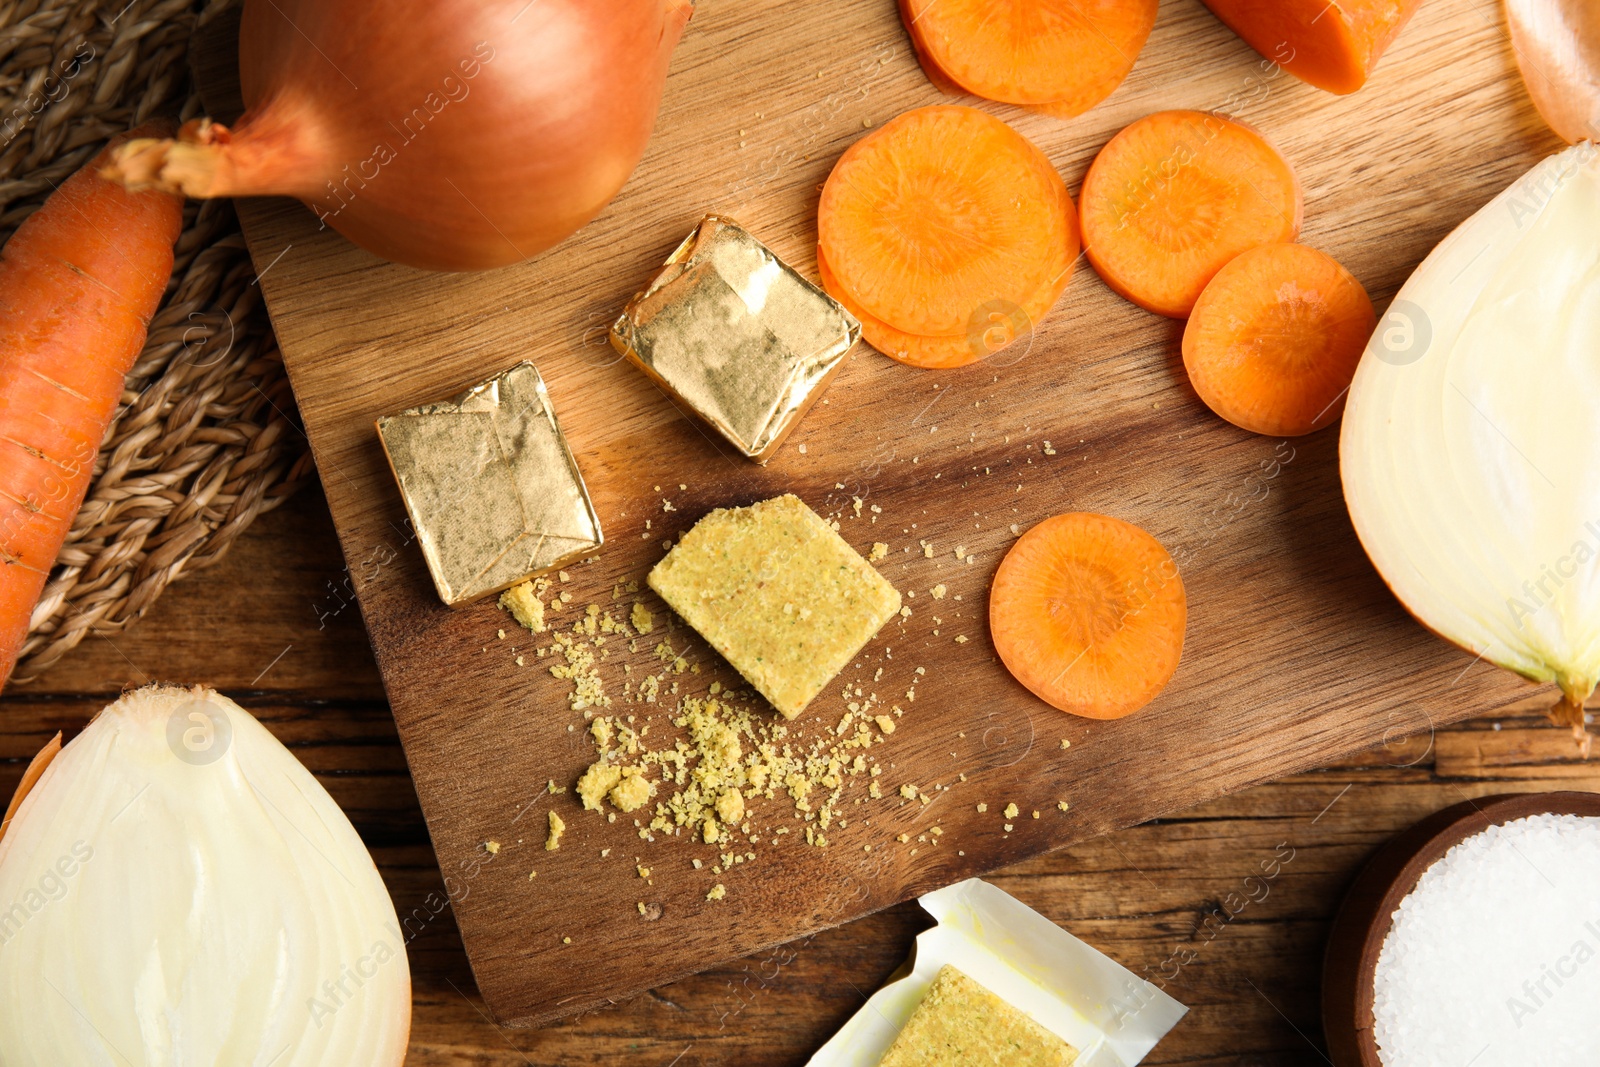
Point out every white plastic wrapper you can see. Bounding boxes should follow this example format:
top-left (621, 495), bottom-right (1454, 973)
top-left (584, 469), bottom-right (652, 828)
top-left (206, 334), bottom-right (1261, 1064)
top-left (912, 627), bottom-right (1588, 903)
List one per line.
top-left (808, 878), bottom-right (1187, 1066)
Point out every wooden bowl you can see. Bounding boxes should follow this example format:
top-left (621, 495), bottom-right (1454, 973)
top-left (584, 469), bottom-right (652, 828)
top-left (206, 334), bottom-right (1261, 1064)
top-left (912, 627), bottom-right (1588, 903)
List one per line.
top-left (1322, 790), bottom-right (1600, 1066)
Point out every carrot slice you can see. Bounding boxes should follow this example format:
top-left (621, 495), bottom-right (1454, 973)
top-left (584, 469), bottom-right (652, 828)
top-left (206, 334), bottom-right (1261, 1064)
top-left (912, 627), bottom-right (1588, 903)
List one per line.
top-left (900, 0), bottom-right (1159, 115)
top-left (1182, 243), bottom-right (1375, 437)
top-left (1200, 0), bottom-right (1424, 95)
top-left (897, 0), bottom-right (965, 97)
top-left (1080, 110), bottom-right (1302, 319)
top-left (818, 105), bottom-right (1076, 338)
top-left (817, 242), bottom-right (1074, 370)
top-left (819, 248), bottom-right (978, 369)
top-left (990, 513), bottom-right (1186, 719)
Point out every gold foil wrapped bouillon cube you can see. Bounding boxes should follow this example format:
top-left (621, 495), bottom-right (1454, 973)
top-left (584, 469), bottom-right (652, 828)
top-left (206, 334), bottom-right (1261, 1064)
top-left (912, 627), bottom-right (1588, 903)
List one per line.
top-left (610, 215), bottom-right (860, 462)
top-left (376, 361), bottom-right (603, 607)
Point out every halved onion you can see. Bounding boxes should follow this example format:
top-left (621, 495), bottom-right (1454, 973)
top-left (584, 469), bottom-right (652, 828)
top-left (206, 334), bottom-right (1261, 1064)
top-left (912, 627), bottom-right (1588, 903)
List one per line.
top-left (0, 686), bottom-right (409, 1063)
top-left (1342, 143), bottom-right (1600, 749)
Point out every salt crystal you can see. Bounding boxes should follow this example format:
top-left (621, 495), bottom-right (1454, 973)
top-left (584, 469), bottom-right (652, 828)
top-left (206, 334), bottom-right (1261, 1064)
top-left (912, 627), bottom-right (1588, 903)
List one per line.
top-left (1371, 813), bottom-right (1600, 1065)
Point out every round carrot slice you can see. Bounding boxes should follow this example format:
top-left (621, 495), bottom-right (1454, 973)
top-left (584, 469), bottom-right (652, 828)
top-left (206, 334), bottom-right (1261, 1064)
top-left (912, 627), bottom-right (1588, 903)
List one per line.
top-left (818, 243), bottom-right (1074, 370)
top-left (1182, 242), bottom-right (1375, 436)
top-left (897, 0), bottom-right (965, 96)
top-left (1080, 110), bottom-right (1302, 319)
top-left (818, 105), bottom-right (1076, 338)
top-left (901, 0), bottom-right (1158, 114)
top-left (819, 248), bottom-right (979, 369)
top-left (990, 513), bottom-right (1186, 720)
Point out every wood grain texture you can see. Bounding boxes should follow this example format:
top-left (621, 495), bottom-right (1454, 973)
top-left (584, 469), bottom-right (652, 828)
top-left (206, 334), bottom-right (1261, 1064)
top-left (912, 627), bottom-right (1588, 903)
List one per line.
top-left (4, 491), bottom-right (1598, 1063)
top-left (200, 0), bottom-right (1572, 1027)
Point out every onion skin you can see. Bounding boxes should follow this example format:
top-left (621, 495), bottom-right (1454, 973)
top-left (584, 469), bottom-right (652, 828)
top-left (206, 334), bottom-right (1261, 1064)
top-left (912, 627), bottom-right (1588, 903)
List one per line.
top-left (110, 0), bottom-right (694, 271)
top-left (0, 733), bottom-right (58, 844)
top-left (1506, 0), bottom-right (1600, 145)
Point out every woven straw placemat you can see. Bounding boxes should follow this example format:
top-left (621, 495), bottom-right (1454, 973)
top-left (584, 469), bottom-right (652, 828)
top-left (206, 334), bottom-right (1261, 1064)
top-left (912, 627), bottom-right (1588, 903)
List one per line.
top-left (4, 0), bottom-right (311, 683)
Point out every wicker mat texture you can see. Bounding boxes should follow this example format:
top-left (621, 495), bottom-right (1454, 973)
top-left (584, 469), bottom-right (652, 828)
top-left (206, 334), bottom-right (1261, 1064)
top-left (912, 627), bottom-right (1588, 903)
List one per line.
top-left (3, 0), bottom-right (310, 683)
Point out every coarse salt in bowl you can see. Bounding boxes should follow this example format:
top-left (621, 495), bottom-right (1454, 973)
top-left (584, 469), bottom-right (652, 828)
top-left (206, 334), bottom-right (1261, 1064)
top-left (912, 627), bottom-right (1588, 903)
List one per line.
top-left (1370, 813), bottom-right (1600, 1066)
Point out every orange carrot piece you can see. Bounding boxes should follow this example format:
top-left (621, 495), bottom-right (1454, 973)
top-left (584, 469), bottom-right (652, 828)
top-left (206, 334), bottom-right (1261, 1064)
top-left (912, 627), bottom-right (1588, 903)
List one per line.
top-left (900, 0), bottom-right (1159, 115)
top-left (1080, 110), bottom-right (1302, 319)
top-left (0, 127), bottom-right (182, 690)
top-left (897, 0), bottom-right (966, 97)
top-left (990, 512), bottom-right (1186, 720)
top-left (818, 248), bottom-right (979, 369)
top-left (1182, 242), bottom-right (1375, 437)
top-left (818, 243), bottom-right (1073, 370)
top-left (1200, 0), bottom-right (1424, 95)
top-left (818, 105), bottom-right (1077, 339)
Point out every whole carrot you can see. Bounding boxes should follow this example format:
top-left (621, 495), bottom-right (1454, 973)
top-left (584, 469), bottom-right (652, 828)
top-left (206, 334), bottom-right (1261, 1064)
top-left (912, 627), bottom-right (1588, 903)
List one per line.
top-left (0, 124), bottom-right (183, 690)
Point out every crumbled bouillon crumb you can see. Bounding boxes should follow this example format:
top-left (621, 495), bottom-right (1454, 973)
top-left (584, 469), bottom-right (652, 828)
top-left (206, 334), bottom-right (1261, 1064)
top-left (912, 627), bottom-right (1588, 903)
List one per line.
top-left (499, 581), bottom-right (546, 633)
top-left (522, 582), bottom-right (943, 894)
top-left (568, 657), bottom-right (904, 852)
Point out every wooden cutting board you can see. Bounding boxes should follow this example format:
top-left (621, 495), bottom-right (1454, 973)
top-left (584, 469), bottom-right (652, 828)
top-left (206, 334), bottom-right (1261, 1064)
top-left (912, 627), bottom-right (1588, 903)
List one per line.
top-left (199, 0), bottom-right (1561, 1027)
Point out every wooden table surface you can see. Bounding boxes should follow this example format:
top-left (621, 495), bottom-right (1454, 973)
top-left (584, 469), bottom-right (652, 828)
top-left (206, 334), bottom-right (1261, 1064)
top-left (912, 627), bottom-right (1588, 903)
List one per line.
top-left (4, 485), bottom-right (1595, 1065)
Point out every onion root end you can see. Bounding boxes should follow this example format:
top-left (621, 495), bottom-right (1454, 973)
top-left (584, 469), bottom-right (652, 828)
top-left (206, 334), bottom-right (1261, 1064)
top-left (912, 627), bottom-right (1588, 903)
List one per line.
top-left (1548, 686), bottom-right (1595, 759)
top-left (102, 119), bottom-right (232, 198)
